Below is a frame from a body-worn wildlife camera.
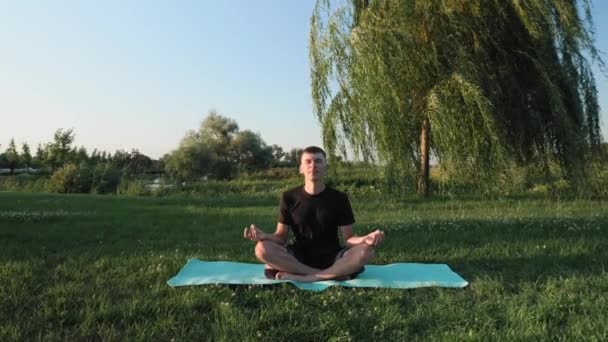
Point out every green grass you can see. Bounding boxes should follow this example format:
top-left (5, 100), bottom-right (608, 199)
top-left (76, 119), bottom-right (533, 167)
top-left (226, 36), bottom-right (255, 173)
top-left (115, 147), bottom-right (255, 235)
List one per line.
top-left (1, 191), bottom-right (607, 340)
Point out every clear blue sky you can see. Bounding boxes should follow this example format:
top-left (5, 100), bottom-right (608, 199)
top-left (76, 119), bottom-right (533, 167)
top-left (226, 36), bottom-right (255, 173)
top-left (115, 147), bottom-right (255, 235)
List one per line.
top-left (1, 0), bottom-right (607, 159)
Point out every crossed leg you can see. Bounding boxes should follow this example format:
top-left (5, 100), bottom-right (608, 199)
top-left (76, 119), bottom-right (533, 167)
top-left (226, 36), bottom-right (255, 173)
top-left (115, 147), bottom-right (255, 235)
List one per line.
top-left (277, 243), bottom-right (375, 282)
top-left (256, 240), bottom-right (375, 282)
top-left (255, 240), bottom-right (320, 275)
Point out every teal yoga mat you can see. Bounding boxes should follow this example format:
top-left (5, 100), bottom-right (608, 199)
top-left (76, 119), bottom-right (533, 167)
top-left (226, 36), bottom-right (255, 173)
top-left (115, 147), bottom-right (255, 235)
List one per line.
top-left (167, 259), bottom-right (469, 291)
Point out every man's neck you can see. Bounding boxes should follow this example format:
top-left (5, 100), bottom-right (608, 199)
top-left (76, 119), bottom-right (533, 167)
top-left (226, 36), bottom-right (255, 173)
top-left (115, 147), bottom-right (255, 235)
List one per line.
top-left (304, 181), bottom-right (326, 195)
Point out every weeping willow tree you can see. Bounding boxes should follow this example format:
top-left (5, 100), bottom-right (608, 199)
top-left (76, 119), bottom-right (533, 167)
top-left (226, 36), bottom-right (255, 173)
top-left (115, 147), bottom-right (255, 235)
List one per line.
top-left (310, 0), bottom-right (604, 196)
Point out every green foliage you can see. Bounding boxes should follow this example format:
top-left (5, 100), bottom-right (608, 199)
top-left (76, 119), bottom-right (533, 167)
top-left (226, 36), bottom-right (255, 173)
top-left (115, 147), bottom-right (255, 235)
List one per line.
top-left (0, 153), bottom-right (7, 169)
top-left (90, 163), bottom-right (122, 194)
top-left (32, 144), bottom-right (45, 169)
top-left (578, 161), bottom-right (608, 198)
top-left (117, 179), bottom-right (151, 197)
top-left (47, 162), bottom-right (92, 193)
top-left (5, 139), bottom-right (19, 174)
top-left (164, 111), bottom-right (274, 180)
top-left (160, 178), bottom-right (297, 198)
top-left (20, 143), bottom-right (32, 168)
top-left (239, 166), bottom-right (300, 181)
top-left (590, 166), bottom-right (608, 197)
top-left (269, 146), bottom-right (303, 167)
top-left (111, 149), bottom-right (153, 177)
top-left (310, 0), bottom-right (604, 194)
top-left (2, 130), bottom-right (156, 190)
top-left (230, 130), bottom-right (273, 173)
top-left (0, 174), bottom-right (48, 192)
top-left (4, 158), bottom-right (608, 199)
top-left (284, 148), bottom-right (303, 166)
top-left (163, 135), bottom-right (214, 180)
top-left (42, 128), bottom-right (76, 172)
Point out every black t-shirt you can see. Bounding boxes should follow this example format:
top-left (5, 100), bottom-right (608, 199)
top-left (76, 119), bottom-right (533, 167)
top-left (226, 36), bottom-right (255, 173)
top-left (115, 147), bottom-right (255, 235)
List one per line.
top-left (278, 185), bottom-right (355, 262)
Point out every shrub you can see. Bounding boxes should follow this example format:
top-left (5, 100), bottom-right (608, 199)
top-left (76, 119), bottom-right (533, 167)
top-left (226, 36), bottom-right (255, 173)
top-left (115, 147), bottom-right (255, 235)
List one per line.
top-left (117, 179), bottom-right (150, 197)
top-left (0, 174), bottom-right (49, 192)
top-left (91, 163), bottom-right (122, 194)
top-left (48, 163), bottom-right (92, 193)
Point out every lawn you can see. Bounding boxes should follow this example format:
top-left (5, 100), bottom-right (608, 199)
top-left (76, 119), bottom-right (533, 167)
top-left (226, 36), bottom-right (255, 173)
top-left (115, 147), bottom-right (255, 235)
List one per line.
top-left (1, 191), bottom-right (607, 340)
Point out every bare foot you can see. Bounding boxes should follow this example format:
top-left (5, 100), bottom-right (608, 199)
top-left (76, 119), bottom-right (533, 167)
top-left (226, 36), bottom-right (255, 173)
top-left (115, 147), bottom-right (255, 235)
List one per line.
top-left (276, 272), bottom-right (320, 282)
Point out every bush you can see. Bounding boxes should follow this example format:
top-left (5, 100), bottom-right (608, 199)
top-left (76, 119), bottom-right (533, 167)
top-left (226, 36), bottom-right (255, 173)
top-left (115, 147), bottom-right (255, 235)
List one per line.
top-left (91, 163), bottom-right (122, 194)
top-left (48, 163), bottom-right (92, 193)
top-left (0, 174), bottom-right (48, 192)
top-left (581, 163), bottom-right (608, 198)
top-left (239, 167), bottom-right (299, 181)
top-left (117, 179), bottom-right (150, 197)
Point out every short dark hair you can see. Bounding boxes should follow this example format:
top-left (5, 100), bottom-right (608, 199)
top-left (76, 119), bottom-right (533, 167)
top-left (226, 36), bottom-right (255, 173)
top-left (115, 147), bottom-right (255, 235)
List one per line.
top-left (299, 146), bottom-right (326, 161)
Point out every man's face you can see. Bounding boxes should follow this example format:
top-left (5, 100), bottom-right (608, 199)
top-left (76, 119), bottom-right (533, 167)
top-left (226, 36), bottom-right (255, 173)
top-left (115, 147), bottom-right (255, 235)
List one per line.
top-left (299, 152), bottom-right (327, 182)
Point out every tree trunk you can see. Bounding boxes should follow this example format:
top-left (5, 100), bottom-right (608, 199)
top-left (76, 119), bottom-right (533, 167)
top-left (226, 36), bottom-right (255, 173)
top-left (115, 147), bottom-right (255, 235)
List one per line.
top-left (417, 118), bottom-right (430, 197)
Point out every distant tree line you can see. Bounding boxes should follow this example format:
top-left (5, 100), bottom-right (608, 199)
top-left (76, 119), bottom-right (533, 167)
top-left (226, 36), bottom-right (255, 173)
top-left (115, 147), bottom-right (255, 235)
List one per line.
top-left (0, 129), bottom-right (156, 176)
top-left (0, 112), bottom-right (308, 193)
top-left (0, 129), bottom-right (161, 193)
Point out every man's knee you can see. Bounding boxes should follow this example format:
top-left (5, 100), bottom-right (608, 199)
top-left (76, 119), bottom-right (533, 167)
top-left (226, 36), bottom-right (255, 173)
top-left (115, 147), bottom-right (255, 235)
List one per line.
top-left (356, 244), bottom-right (374, 264)
top-left (349, 244), bottom-right (374, 265)
top-left (254, 240), bottom-right (276, 261)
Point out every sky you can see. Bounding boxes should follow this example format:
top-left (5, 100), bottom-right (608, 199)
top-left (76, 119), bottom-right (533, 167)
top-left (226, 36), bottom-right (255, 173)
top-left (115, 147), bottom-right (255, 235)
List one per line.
top-left (1, 0), bottom-right (607, 159)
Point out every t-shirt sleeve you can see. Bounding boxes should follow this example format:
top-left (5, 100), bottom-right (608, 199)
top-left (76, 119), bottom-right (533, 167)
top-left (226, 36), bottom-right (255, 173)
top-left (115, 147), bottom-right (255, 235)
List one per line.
top-left (277, 193), bottom-right (293, 225)
top-left (338, 193), bottom-right (355, 226)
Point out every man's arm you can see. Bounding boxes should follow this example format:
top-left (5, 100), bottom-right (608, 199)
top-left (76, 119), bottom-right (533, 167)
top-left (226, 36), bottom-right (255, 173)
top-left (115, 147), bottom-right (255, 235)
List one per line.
top-left (264, 222), bottom-right (289, 245)
top-left (340, 225), bottom-right (385, 247)
top-left (244, 223), bottom-right (289, 245)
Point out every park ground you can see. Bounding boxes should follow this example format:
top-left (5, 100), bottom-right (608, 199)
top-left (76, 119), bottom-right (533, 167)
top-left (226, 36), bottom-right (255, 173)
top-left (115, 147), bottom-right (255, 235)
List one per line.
top-left (1, 191), bottom-right (607, 340)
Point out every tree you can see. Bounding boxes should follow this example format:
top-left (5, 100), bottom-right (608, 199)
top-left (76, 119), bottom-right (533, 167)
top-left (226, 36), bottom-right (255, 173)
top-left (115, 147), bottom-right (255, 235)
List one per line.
top-left (111, 149), bottom-right (153, 176)
top-left (199, 112), bottom-right (240, 179)
top-left (165, 111), bottom-right (274, 180)
top-left (200, 111), bottom-right (239, 144)
top-left (5, 139), bottom-right (19, 174)
top-left (0, 153), bottom-right (7, 170)
top-left (43, 129), bottom-right (76, 172)
top-left (271, 144), bottom-right (286, 166)
top-left (127, 150), bottom-right (153, 175)
top-left (99, 151), bottom-right (109, 163)
top-left (89, 149), bottom-right (100, 165)
top-left (230, 130), bottom-right (273, 172)
top-left (284, 148), bottom-right (303, 167)
top-left (164, 132), bottom-right (214, 180)
top-left (74, 146), bottom-right (89, 165)
top-left (32, 144), bottom-right (45, 169)
top-left (21, 143), bottom-right (32, 169)
top-left (110, 150), bottom-right (130, 169)
top-left (310, 0), bottom-right (603, 196)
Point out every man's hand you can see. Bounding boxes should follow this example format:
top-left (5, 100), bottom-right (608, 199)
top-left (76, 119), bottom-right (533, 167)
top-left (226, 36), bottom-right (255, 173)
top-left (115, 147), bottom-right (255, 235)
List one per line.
top-left (243, 224), bottom-right (267, 242)
top-left (362, 229), bottom-right (385, 247)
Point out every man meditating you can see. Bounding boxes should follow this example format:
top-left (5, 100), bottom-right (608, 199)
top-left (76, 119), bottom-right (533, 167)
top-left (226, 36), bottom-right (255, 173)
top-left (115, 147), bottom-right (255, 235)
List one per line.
top-left (243, 146), bottom-right (385, 282)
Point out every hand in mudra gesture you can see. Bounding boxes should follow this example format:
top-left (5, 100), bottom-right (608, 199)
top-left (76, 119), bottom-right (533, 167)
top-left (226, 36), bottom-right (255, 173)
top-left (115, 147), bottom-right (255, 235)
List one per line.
top-left (363, 229), bottom-right (385, 247)
top-left (243, 224), bottom-right (267, 242)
